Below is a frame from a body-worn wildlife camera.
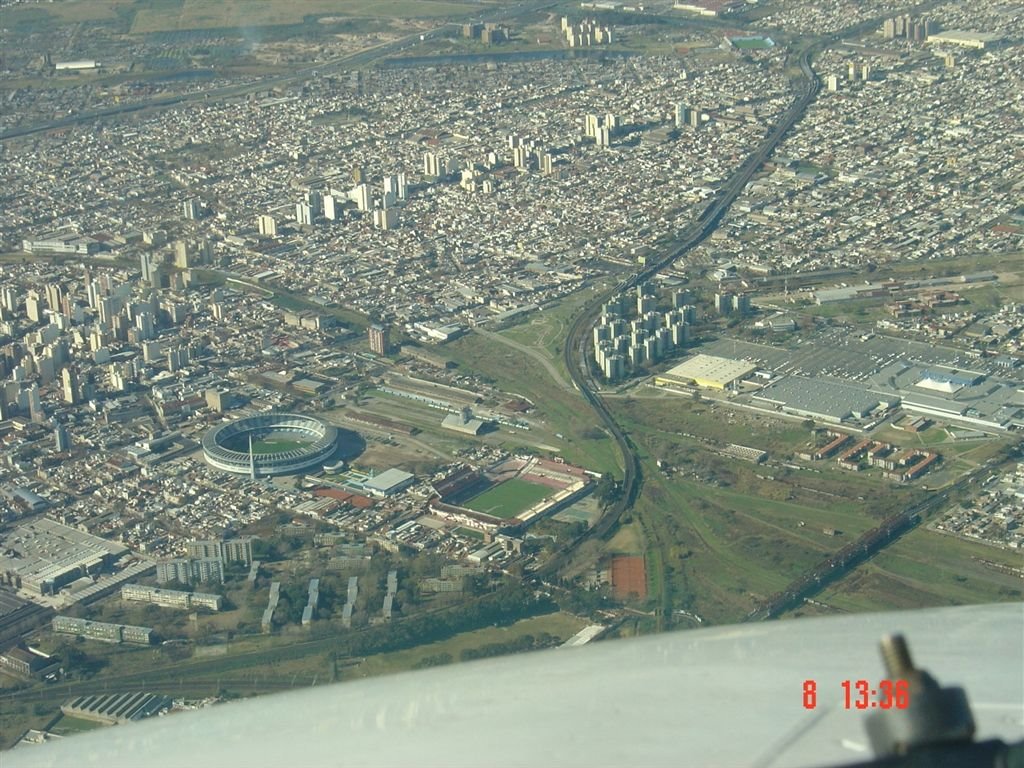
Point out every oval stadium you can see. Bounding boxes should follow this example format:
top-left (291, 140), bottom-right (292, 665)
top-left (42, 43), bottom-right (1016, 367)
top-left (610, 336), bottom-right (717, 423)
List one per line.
top-left (202, 413), bottom-right (340, 477)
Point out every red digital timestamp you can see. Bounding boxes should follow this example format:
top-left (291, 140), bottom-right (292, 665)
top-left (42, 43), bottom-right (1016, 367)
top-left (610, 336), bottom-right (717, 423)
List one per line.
top-left (802, 679), bottom-right (910, 710)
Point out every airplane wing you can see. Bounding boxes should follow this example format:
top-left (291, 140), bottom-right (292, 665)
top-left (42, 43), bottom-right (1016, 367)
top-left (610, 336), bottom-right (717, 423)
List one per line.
top-left (8, 601), bottom-right (1022, 768)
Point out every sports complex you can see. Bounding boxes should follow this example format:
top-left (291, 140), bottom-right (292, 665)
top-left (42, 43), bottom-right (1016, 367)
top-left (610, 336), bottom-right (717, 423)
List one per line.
top-left (429, 457), bottom-right (595, 532)
top-left (202, 413), bottom-right (341, 477)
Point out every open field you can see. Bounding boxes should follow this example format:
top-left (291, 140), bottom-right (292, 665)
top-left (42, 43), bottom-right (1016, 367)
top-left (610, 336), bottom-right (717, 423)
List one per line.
top-left (346, 612), bottom-right (588, 680)
top-left (2, 0), bottom-right (134, 27)
top-left (48, 714), bottom-right (106, 735)
top-left (614, 393), bottom-right (813, 455)
top-left (876, 250), bottom-right (1023, 280)
top-left (629, 469), bottom-right (840, 623)
top-left (605, 393), bottom-right (940, 624)
top-left (499, 282), bottom-right (610, 381)
top-left (130, 0), bottom-right (477, 34)
top-left (812, 527), bottom-right (1023, 614)
top-left (605, 521), bottom-right (644, 555)
top-left (443, 333), bottom-right (623, 475)
top-left (463, 478), bottom-right (553, 519)
top-left (617, 405), bottom-right (1021, 624)
top-left (958, 284), bottom-right (1014, 312)
top-left (0, 706), bottom-right (55, 750)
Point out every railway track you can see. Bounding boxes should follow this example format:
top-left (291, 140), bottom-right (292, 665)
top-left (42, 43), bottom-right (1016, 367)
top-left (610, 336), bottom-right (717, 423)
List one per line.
top-left (539, 46), bottom-right (820, 579)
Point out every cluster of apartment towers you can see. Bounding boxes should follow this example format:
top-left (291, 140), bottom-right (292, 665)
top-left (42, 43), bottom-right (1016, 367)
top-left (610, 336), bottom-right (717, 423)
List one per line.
top-left (258, 172), bottom-right (409, 237)
top-left (593, 283), bottom-right (696, 382)
top-left (560, 16), bottom-right (614, 49)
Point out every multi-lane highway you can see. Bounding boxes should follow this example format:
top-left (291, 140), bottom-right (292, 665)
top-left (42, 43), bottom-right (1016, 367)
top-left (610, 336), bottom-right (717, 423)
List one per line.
top-left (546, 8), bottom-right (975, 618)
top-left (541, 47), bottom-right (821, 580)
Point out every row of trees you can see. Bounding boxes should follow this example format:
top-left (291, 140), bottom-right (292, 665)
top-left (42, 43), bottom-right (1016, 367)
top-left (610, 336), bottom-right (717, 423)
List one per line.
top-left (328, 584), bottom-right (556, 661)
top-left (459, 632), bottom-right (559, 662)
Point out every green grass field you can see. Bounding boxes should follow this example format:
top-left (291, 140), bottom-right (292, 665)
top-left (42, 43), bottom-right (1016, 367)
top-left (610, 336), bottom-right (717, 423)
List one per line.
top-left (729, 37), bottom-right (774, 49)
top-left (499, 282), bottom-right (608, 379)
top-left (222, 435), bottom-right (310, 454)
top-left (48, 715), bottom-right (107, 735)
top-left (464, 478), bottom-right (553, 519)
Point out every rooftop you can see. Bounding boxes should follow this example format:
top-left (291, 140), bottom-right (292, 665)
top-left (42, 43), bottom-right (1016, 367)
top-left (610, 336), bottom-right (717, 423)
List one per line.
top-left (658, 354), bottom-right (758, 388)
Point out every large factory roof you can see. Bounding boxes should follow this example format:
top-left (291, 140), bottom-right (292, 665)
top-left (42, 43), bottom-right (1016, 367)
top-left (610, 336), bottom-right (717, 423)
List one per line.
top-left (362, 468), bottom-right (415, 497)
top-left (656, 354), bottom-right (757, 389)
top-left (0, 518), bottom-right (129, 590)
top-left (753, 376), bottom-right (893, 423)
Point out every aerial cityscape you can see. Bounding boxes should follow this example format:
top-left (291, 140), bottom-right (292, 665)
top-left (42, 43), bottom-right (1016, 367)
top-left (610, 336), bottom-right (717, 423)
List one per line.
top-left (0, 0), bottom-right (1021, 754)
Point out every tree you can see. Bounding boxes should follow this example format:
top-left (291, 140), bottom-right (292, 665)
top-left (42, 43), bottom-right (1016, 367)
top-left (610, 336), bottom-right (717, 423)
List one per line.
top-left (413, 653), bottom-right (453, 669)
top-left (595, 474), bottom-right (622, 509)
top-left (54, 641), bottom-right (85, 669)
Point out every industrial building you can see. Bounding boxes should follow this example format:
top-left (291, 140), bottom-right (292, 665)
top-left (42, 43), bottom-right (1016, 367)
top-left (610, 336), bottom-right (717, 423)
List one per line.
top-left (442, 407), bottom-right (489, 435)
top-left (672, 0), bottom-right (743, 17)
top-left (655, 354), bottom-right (757, 390)
top-left (54, 60), bottom-right (101, 71)
top-left (692, 334), bottom-right (1023, 432)
top-left (753, 376), bottom-right (894, 424)
top-left (361, 468), bottom-right (415, 497)
top-left (883, 363), bottom-right (1024, 432)
top-left (21, 229), bottom-right (99, 256)
top-left (7, 487), bottom-right (49, 514)
top-left (0, 645), bottom-right (59, 678)
top-left (0, 518), bottom-right (129, 596)
top-left (927, 30), bottom-right (1002, 49)
top-left (61, 692), bottom-right (171, 725)
top-left (813, 283), bottom-right (893, 304)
